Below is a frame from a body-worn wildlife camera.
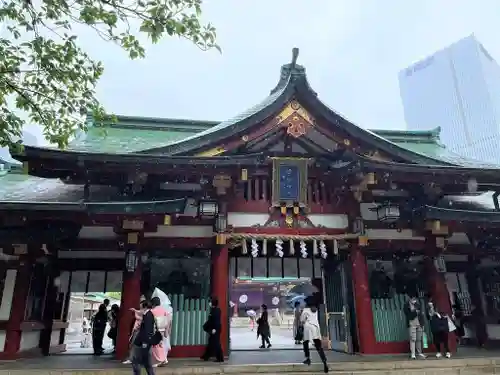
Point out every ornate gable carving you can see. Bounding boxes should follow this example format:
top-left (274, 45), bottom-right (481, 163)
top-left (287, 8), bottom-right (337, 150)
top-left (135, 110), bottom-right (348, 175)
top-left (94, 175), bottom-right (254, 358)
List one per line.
top-left (275, 100), bottom-right (315, 138)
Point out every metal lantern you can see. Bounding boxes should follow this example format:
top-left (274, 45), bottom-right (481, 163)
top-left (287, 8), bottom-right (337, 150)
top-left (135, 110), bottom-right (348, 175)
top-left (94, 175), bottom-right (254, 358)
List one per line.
top-left (376, 204), bottom-right (400, 222)
top-left (434, 255), bottom-right (447, 273)
top-left (125, 249), bottom-right (139, 273)
top-left (198, 200), bottom-right (219, 218)
top-left (215, 213), bottom-right (228, 232)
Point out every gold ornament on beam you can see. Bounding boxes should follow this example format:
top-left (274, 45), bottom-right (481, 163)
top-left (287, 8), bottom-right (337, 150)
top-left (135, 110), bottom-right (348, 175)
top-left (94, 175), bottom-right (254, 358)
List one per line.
top-left (241, 169), bottom-right (248, 182)
top-left (366, 172), bottom-right (376, 185)
top-left (213, 174), bottom-right (232, 195)
top-left (163, 215), bottom-right (171, 226)
top-left (127, 232), bottom-right (139, 244)
top-left (358, 236), bottom-right (368, 247)
top-left (285, 215), bottom-right (293, 227)
top-left (216, 233), bottom-right (227, 245)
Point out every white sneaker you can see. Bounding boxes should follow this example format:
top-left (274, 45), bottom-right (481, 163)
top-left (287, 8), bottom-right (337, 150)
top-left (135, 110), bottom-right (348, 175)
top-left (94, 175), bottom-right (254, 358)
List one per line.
top-left (122, 360), bottom-right (131, 364)
top-left (445, 352), bottom-right (451, 358)
top-left (418, 354), bottom-right (427, 359)
top-left (436, 353), bottom-right (442, 358)
top-left (411, 355), bottom-right (416, 360)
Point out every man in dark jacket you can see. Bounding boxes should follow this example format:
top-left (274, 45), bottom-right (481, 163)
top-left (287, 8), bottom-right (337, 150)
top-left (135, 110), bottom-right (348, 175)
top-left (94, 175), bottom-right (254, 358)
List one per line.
top-left (131, 300), bottom-right (155, 375)
top-left (403, 296), bottom-right (426, 359)
top-left (201, 297), bottom-right (224, 362)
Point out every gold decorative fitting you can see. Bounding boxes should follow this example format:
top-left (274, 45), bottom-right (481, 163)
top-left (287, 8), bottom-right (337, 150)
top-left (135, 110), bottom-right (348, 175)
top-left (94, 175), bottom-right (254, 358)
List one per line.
top-left (274, 100), bottom-right (315, 138)
top-left (241, 169), bottom-right (248, 181)
top-left (241, 135), bottom-right (249, 142)
top-left (366, 172), bottom-right (376, 185)
top-left (163, 215), bottom-right (171, 226)
top-left (213, 174), bottom-right (232, 195)
top-left (293, 206), bottom-right (299, 215)
top-left (343, 139), bottom-right (351, 146)
top-left (280, 206), bottom-right (287, 215)
top-left (358, 236), bottom-right (368, 247)
top-left (285, 215), bottom-right (293, 227)
top-left (216, 233), bottom-right (227, 245)
top-left (127, 232), bottom-right (139, 244)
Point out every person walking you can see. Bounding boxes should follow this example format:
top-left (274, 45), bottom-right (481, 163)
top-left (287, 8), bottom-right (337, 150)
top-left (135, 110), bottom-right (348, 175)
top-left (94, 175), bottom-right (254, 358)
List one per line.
top-left (123, 299), bottom-right (147, 365)
top-left (293, 301), bottom-right (303, 345)
top-left (92, 304), bottom-right (108, 356)
top-left (404, 295), bottom-right (426, 359)
top-left (108, 304), bottom-right (120, 353)
top-left (300, 298), bottom-right (329, 373)
top-left (150, 296), bottom-right (171, 367)
top-left (130, 299), bottom-right (156, 375)
top-left (201, 297), bottom-right (224, 363)
top-left (257, 304), bottom-right (271, 349)
top-left (428, 302), bottom-right (451, 358)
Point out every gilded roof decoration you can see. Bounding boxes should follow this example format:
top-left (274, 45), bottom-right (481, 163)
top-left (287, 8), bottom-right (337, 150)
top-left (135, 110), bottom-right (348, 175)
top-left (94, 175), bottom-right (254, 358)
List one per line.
top-left (275, 100), bottom-right (315, 138)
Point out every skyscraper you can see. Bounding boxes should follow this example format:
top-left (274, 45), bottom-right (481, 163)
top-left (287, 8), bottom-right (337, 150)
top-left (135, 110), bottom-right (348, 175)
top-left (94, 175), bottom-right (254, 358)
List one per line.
top-left (399, 34), bottom-right (500, 163)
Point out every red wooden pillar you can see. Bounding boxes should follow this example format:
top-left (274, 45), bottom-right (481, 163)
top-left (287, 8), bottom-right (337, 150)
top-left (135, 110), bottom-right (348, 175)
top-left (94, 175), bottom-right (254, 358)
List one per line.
top-left (351, 244), bottom-right (377, 354)
top-left (4, 260), bottom-right (32, 358)
top-left (116, 260), bottom-right (142, 360)
top-left (425, 242), bottom-right (456, 352)
top-left (211, 244), bottom-right (229, 356)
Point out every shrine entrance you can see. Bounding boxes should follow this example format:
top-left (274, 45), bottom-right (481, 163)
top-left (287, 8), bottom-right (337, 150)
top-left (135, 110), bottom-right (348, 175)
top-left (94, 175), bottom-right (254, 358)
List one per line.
top-left (228, 241), bottom-right (323, 351)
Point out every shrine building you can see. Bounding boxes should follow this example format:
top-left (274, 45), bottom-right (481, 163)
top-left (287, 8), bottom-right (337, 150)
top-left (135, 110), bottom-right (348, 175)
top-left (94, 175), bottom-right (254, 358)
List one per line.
top-left (1, 48), bottom-right (500, 360)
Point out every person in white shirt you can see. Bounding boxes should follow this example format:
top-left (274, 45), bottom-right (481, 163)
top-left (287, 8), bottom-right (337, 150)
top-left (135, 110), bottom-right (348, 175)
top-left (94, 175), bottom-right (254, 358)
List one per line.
top-left (300, 298), bottom-right (329, 373)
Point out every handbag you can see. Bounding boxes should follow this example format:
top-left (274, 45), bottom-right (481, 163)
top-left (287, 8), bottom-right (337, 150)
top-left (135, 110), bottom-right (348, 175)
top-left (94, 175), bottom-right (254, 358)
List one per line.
top-left (447, 316), bottom-right (457, 332)
top-left (145, 312), bottom-right (163, 346)
top-left (422, 332), bottom-right (428, 349)
top-left (295, 325), bottom-right (304, 341)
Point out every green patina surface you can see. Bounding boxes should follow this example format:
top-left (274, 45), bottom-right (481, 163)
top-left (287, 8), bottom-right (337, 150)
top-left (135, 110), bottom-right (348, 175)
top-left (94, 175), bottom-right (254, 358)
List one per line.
top-left (0, 117), bottom-right (493, 204)
top-left (67, 115), bottom-right (215, 153)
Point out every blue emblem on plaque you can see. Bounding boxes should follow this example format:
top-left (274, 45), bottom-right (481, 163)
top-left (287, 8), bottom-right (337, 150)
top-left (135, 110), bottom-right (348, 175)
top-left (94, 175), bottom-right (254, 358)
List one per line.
top-left (279, 164), bottom-right (300, 201)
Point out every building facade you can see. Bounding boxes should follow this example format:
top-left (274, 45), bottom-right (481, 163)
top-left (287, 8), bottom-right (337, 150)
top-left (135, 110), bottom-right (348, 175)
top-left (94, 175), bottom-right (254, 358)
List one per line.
top-left (399, 34), bottom-right (500, 164)
top-left (1, 49), bottom-right (500, 360)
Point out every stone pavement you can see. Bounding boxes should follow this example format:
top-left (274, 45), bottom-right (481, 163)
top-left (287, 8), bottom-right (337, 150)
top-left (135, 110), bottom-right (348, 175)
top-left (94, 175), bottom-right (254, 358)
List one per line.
top-left (0, 350), bottom-right (500, 375)
top-left (230, 326), bottom-right (300, 350)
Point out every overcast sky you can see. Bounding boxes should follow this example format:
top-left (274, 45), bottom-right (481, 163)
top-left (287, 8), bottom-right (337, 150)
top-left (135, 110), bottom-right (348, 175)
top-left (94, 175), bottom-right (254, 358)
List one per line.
top-left (15, 0), bottom-right (500, 146)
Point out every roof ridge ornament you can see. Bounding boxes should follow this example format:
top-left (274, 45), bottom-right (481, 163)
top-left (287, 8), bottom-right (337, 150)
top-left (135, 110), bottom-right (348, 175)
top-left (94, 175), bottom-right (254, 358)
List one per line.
top-left (290, 47), bottom-right (299, 69)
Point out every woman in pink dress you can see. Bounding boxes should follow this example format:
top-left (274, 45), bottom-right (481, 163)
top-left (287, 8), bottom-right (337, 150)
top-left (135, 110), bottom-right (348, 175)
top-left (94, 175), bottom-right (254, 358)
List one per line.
top-left (122, 299), bottom-right (147, 365)
top-left (151, 296), bottom-right (171, 367)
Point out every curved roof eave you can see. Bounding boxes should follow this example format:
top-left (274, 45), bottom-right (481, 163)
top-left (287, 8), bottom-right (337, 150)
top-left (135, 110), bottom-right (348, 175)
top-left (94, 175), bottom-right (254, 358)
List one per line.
top-left (293, 80), bottom-right (454, 166)
top-left (136, 70), bottom-right (298, 156)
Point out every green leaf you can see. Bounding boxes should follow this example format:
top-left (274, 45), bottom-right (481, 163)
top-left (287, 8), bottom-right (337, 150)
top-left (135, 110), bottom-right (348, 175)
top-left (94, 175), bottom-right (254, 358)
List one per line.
top-left (0, 0), bottom-right (220, 149)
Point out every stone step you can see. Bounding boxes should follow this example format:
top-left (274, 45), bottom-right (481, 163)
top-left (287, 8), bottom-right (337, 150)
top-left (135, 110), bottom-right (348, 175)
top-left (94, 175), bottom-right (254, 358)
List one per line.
top-left (2, 357), bottom-right (500, 375)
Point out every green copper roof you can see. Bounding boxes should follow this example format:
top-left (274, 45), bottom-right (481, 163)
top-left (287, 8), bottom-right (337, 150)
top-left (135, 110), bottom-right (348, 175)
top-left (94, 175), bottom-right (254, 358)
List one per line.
top-left (67, 115), bottom-right (216, 153)
top-left (61, 115), bottom-right (498, 168)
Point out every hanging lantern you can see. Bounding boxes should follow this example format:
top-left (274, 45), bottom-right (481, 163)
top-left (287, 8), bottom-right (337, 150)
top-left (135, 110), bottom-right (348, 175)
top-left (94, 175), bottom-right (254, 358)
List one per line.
top-left (375, 204), bottom-right (400, 222)
top-left (198, 200), bottom-right (219, 218)
top-left (125, 249), bottom-right (139, 273)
